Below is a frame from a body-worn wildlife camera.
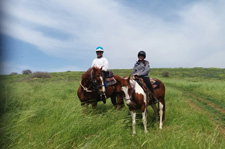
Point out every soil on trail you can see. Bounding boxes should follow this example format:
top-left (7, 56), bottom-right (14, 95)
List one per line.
top-left (169, 85), bottom-right (225, 138)
top-left (188, 93), bottom-right (225, 114)
top-left (187, 99), bottom-right (225, 138)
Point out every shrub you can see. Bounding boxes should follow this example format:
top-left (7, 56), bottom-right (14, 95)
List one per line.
top-left (22, 69), bottom-right (32, 75)
top-left (31, 72), bottom-right (51, 78)
top-left (10, 72), bottom-right (18, 75)
top-left (162, 71), bottom-right (169, 77)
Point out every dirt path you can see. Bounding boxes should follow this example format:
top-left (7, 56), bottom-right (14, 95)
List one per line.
top-left (169, 85), bottom-right (225, 138)
top-left (187, 93), bottom-right (225, 114)
top-left (187, 99), bottom-right (225, 138)
top-left (168, 85), bottom-right (225, 114)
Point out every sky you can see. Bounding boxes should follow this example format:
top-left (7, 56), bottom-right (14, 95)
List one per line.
top-left (0, 0), bottom-right (225, 74)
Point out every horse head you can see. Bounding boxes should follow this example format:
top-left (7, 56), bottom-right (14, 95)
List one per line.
top-left (91, 66), bottom-right (105, 94)
top-left (121, 76), bottom-right (133, 105)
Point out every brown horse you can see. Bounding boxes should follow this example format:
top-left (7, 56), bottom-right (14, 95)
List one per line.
top-left (77, 67), bottom-right (124, 112)
top-left (120, 77), bottom-right (165, 135)
top-left (77, 67), bottom-right (105, 111)
top-left (104, 75), bottom-right (125, 109)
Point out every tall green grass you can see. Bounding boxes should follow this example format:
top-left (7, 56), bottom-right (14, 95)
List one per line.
top-left (0, 68), bottom-right (224, 148)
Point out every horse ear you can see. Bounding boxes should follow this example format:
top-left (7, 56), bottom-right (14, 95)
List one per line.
top-left (128, 76), bottom-right (130, 82)
top-left (93, 66), bottom-right (97, 72)
top-left (100, 66), bottom-right (103, 71)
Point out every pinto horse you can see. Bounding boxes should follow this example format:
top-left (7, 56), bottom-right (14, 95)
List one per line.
top-left (77, 67), bottom-right (124, 112)
top-left (121, 77), bottom-right (165, 135)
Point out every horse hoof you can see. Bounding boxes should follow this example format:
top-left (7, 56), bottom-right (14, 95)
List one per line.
top-left (132, 132), bottom-right (136, 136)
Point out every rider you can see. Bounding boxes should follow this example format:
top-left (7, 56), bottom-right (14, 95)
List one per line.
top-left (132, 51), bottom-right (158, 104)
top-left (92, 46), bottom-right (108, 103)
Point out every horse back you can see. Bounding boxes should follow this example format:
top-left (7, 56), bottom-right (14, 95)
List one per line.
top-left (152, 78), bottom-right (165, 99)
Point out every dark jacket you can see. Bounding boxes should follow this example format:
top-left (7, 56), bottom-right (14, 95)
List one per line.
top-left (132, 60), bottom-right (150, 77)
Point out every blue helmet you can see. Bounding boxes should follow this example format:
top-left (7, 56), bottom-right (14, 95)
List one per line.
top-left (96, 46), bottom-right (104, 52)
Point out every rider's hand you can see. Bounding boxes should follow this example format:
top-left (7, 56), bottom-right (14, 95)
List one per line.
top-left (133, 74), bottom-right (138, 79)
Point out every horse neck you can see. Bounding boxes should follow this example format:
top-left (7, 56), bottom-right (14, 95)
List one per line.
top-left (113, 75), bottom-right (122, 83)
top-left (130, 79), bottom-right (144, 94)
top-left (81, 68), bottom-right (92, 84)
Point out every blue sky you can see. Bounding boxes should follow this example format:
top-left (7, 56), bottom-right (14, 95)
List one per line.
top-left (1, 0), bottom-right (225, 74)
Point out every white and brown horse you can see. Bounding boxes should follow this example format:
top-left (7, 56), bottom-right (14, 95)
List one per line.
top-left (121, 77), bottom-right (165, 135)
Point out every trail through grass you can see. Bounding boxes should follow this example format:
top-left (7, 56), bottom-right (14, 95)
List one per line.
top-left (0, 68), bottom-right (224, 148)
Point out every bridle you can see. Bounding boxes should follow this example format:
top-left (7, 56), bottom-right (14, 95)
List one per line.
top-left (121, 78), bottom-right (135, 101)
top-left (126, 80), bottom-right (135, 100)
top-left (121, 79), bottom-right (136, 108)
top-left (80, 69), bottom-right (104, 95)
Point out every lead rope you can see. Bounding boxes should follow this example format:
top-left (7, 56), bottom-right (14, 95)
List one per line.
top-left (80, 81), bottom-right (93, 92)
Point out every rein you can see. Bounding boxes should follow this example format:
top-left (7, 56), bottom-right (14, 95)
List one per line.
top-left (90, 69), bottom-right (104, 94)
top-left (80, 68), bottom-right (104, 94)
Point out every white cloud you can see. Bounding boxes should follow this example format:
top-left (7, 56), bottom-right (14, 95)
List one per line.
top-left (1, 0), bottom-right (225, 71)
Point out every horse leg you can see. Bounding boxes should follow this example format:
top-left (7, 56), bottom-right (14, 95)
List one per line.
top-left (116, 95), bottom-right (124, 110)
top-left (110, 94), bottom-right (117, 107)
top-left (159, 101), bottom-right (164, 129)
top-left (150, 103), bottom-right (159, 121)
top-left (81, 102), bottom-right (89, 114)
top-left (142, 108), bottom-right (148, 134)
top-left (162, 98), bottom-right (166, 124)
top-left (130, 111), bottom-right (136, 135)
top-left (90, 101), bottom-right (98, 114)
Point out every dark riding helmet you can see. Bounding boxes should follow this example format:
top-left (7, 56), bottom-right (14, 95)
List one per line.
top-left (138, 51), bottom-right (146, 59)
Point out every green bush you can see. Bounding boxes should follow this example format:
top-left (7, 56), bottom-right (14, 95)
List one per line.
top-left (162, 71), bottom-right (169, 77)
top-left (10, 72), bottom-right (18, 75)
top-left (22, 69), bottom-right (32, 75)
top-left (31, 72), bottom-right (51, 78)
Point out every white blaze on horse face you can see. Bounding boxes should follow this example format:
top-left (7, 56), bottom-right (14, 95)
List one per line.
top-left (100, 76), bottom-right (105, 93)
top-left (121, 86), bottom-right (131, 105)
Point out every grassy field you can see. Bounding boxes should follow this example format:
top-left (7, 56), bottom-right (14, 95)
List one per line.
top-left (0, 68), bottom-right (225, 148)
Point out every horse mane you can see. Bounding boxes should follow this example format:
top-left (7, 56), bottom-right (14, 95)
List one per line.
top-left (82, 66), bottom-right (101, 81)
top-left (82, 67), bottom-right (92, 81)
top-left (113, 75), bottom-right (122, 84)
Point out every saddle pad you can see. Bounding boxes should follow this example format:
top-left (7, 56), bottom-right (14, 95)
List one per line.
top-left (150, 78), bottom-right (160, 89)
top-left (106, 77), bottom-right (117, 86)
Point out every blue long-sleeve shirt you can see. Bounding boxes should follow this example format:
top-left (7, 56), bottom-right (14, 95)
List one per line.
top-left (132, 60), bottom-right (150, 77)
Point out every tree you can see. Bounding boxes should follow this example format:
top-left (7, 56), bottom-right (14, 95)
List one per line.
top-left (22, 69), bottom-right (32, 75)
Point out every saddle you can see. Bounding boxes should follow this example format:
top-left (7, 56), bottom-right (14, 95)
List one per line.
top-left (150, 78), bottom-right (160, 89)
top-left (105, 71), bottom-right (117, 86)
top-left (136, 78), bottom-right (148, 92)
